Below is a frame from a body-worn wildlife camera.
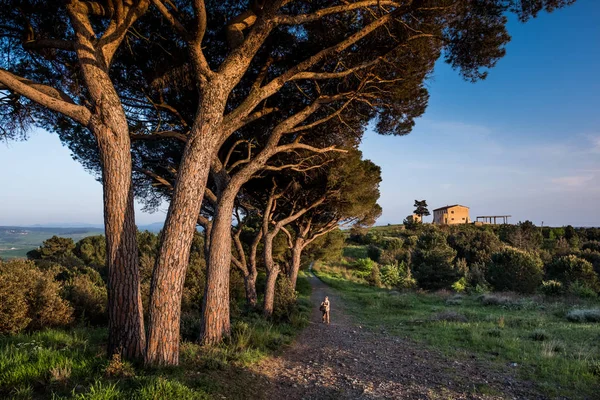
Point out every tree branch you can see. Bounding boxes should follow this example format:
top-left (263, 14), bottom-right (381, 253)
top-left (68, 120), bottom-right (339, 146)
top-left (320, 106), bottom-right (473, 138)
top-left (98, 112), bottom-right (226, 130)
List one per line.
top-left (0, 69), bottom-right (91, 126)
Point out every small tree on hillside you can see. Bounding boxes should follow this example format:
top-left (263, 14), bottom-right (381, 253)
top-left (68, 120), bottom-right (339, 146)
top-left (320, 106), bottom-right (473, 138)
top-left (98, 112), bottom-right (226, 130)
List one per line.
top-left (413, 200), bottom-right (430, 221)
top-left (411, 228), bottom-right (462, 290)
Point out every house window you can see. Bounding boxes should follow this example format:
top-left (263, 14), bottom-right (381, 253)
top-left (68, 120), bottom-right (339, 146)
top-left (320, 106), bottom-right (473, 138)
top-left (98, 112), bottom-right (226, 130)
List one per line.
top-left (451, 210), bottom-right (454, 214)
top-left (451, 218), bottom-right (454, 220)
top-left (462, 217), bottom-right (465, 220)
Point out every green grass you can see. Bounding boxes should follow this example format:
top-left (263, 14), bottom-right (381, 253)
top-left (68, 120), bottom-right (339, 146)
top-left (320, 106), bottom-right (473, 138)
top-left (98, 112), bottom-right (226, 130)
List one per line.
top-left (0, 275), bottom-right (312, 399)
top-left (314, 262), bottom-right (600, 399)
top-left (342, 245), bottom-right (368, 260)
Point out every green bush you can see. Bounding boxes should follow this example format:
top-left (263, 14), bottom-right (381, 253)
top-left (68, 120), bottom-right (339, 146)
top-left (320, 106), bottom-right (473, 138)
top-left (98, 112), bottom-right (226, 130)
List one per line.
top-left (411, 229), bottom-right (462, 290)
top-left (366, 245), bottom-right (382, 262)
top-left (379, 247), bottom-right (410, 266)
top-left (465, 262), bottom-right (489, 291)
top-left (579, 250), bottom-right (600, 275)
top-left (452, 277), bottom-right (468, 292)
top-left (546, 255), bottom-right (599, 291)
top-left (0, 259), bottom-right (73, 334)
top-left (582, 241), bottom-right (600, 253)
top-left (569, 281), bottom-right (598, 299)
top-left (352, 258), bottom-right (375, 273)
top-left (366, 264), bottom-right (382, 287)
top-left (380, 264), bottom-right (401, 287)
top-left (447, 228), bottom-right (502, 265)
top-left (272, 276), bottom-right (297, 322)
top-left (540, 280), bottom-right (564, 296)
top-left (64, 273), bottom-right (108, 325)
top-left (486, 247), bottom-right (543, 293)
top-left (74, 235), bottom-right (106, 269)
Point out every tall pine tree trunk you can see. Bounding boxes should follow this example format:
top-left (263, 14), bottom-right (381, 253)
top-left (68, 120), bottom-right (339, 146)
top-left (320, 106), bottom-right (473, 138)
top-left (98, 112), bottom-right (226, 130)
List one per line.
top-left (145, 90), bottom-right (225, 366)
top-left (287, 240), bottom-right (304, 291)
top-left (200, 191), bottom-right (236, 345)
top-left (243, 271), bottom-right (258, 307)
top-left (262, 232), bottom-right (279, 317)
top-left (96, 124), bottom-right (145, 360)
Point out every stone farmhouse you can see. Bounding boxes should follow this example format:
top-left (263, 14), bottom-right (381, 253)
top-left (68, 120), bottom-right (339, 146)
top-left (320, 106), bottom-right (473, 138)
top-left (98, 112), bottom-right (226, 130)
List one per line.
top-left (432, 204), bottom-right (471, 225)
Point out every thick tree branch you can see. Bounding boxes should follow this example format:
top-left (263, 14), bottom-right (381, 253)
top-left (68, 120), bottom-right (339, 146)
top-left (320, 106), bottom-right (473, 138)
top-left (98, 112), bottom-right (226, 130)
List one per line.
top-left (275, 1), bottom-right (403, 25)
top-left (0, 69), bottom-right (91, 126)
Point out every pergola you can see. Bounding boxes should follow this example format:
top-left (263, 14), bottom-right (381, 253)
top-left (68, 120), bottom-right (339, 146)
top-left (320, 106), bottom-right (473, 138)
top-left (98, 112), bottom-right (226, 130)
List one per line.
top-left (476, 215), bottom-right (511, 224)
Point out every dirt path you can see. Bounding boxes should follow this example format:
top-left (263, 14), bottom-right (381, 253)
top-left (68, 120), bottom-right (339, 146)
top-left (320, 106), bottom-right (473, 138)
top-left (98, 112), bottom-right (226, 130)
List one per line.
top-left (255, 273), bottom-right (544, 400)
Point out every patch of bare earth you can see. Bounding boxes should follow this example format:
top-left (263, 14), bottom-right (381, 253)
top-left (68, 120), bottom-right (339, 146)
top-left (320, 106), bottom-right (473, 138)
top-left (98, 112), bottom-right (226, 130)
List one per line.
top-left (252, 274), bottom-right (546, 400)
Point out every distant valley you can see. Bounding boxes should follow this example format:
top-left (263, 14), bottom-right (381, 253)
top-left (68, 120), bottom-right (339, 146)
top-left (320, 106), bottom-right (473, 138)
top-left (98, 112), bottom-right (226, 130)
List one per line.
top-left (0, 223), bottom-right (163, 259)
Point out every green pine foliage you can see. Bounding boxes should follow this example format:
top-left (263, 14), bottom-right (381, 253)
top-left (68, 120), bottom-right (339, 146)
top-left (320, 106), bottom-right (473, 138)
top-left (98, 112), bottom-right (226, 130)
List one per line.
top-left (487, 247), bottom-right (543, 293)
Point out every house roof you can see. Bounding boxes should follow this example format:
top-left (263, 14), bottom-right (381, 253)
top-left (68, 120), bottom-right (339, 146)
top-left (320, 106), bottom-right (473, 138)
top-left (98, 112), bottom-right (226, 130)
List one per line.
top-left (433, 204), bottom-right (469, 212)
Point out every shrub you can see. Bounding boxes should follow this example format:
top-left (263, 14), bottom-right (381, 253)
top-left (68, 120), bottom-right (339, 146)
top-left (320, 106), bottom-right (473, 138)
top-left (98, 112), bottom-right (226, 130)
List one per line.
top-left (447, 228), bottom-right (503, 265)
top-left (366, 245), bottom-right (382, 262)
top-left (569, 281), bottom-right (598, 299)
top-left (272, 276), bottom-right (297, 322)
top-left (582, 241), bottom-right (600, 253)
top-left (29, 236), bottom-right (76, 262)
top-left (0, 259), bottom-right (73, 334)
top-left (486, 247), bottom-right (543, 293)
top-left (540, 280), bottom-right (564, 296)
top-left (431, 311), bottom-right (468, 323)
top-left (411, 229), bottom-right (462, 290)
top-left (465, 262), bottom-right (489, 291)
top-left (64, 273), bottom-right (108, 325)
top-left (352, 258), bottom-right (375, 273)
top-left (580, 250), bottom-right (600, 275)
top-left (529, 329), bottom-right (550, 341)
top-left (380, 264), bottom-right (401, 287)
top-left (381, 237), bottom-right (404, 250)
top-left (0, 273), bottom-right (30, 334)
top-left (479, 294), bottom-right (513, 307)
top-left (74, 235), bottom-right (106, 269)
top-left (379, 247), bottom-right (410, 266)
top-left (452, 277), bottom-right (467, 293)
top-left (404, 235), bottom-right (418, 248)
top-left (546, 255), bottom-right (599, 291)
top-left (366, 264), bottom-right (382, 287)
top-left (565, 309), bottom-right (600, 323)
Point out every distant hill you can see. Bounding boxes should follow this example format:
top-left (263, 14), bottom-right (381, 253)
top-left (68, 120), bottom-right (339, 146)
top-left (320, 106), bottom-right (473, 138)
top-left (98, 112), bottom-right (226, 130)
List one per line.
top-left (138, 222), bottom-right (164, 232)
top-left (0, 226), bottom-right (105, 260)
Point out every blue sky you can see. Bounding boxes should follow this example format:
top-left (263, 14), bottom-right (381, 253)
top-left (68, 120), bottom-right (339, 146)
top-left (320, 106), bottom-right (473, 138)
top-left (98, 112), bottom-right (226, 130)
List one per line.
top-left (1, 0), bottom-right (599, 227)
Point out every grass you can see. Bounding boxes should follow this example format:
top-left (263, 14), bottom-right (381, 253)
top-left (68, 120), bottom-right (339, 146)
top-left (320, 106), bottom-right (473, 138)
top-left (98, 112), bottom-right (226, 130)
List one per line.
top-left (313, 261), bottom-right (600, 399)
top-left (0, 275), bottom-right (311, 399)
top-left (342, 245), bottom-right (368, 260)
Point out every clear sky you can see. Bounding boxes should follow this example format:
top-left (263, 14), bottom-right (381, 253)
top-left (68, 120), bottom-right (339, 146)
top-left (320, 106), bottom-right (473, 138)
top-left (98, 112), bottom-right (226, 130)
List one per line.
top-left (1, 0), bottom-right (599, 227)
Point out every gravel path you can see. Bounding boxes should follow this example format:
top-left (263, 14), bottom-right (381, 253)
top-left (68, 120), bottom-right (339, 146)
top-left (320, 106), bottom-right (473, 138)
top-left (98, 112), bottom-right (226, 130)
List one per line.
top-left (255, 273), bottom-right (544, 400)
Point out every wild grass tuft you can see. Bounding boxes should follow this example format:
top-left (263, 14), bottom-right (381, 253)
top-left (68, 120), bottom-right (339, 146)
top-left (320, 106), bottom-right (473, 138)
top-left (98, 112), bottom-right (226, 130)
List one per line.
top-left (565, 309), bottom-right (600, 323)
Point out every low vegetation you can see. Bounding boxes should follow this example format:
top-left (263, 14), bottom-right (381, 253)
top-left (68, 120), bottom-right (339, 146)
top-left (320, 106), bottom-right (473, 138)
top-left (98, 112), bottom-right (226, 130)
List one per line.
top-left (0, 234), bottom-right (312, 399)
top-left (315, 262), bottom-right (600, 398)
top-left (313, 222), bottom-right (600, 398)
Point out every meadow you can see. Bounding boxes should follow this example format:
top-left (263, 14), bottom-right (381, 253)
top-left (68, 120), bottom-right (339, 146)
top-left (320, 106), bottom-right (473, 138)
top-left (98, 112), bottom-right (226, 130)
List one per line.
top-left (314, 261), bottom-right (600, 398)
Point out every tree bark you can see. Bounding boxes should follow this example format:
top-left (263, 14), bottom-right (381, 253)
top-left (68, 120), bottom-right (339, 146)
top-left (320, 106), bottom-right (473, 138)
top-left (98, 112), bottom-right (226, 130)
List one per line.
top-left (199, 190), bottom-right (236, 345)
top-left (262, 231), bottom-right (279, 317)
top-left (95, 123), bottom-right (146, 360)
top-left (246, 231), bottom-right (262, 307)
top-left (145, 88), bottom-right (225, 366)
top-left (243, 270), bottom-right (259, 307)
top-left (288, 239), bottom-right (304, 290)
top-left (263, 266), bottom-right (280, 317)
top-left (66, 3), bottom-right (147, 360)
